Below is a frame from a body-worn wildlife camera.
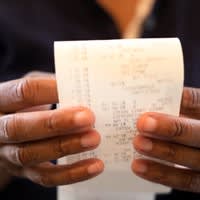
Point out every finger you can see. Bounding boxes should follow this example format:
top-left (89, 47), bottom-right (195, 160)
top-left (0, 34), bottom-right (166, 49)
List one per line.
top-left (181, 87), bottom-right (200, 119)
top-left (1, 130), bottom-right (100, 166)
top-left (137, 112), bottom-right (200, 148)
top-left (132, 159), bottom-right (200, 193)
top-left (18, 105), bottom-right (52, 112)
top-left (24, 71), bottom-right (55, 78)
top-left (23, 159), bottom-right (104, 187)
top-left (0, 107), bottom-right (95, 143)
top-left (0, 77), bottom-right (58, 113)
top-left (134, 135), bottom-right (200, 171)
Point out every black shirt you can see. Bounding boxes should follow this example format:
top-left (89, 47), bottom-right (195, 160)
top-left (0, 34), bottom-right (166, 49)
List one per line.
top-left (0, 0), bottom-right (200, 199)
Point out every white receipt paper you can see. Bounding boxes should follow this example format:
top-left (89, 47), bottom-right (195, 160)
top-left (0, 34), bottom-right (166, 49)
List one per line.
top-left (54, 38), bottom-right (184, 199)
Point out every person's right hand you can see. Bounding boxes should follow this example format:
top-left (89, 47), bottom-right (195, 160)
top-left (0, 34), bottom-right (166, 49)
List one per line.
top-left (0, 76), bottom-right (104, 187)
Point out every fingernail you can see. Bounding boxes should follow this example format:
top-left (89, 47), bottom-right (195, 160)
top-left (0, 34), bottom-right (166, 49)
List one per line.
top-left (88, 161), bottom-right (104, 175)
top-left (81, 133), bottom-right (100, 148)
top-left (74, 111), bottom-right (95, 127)
top-left (133, 161), bottom-right (148, 174)
top-left (137, 137), bottom-right (153, 151)
top-left (142, 117), bottom-right (157, 133)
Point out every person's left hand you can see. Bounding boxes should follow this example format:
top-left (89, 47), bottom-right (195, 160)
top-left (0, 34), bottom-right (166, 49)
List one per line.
top-left (132, 87), bottom-right (200, 193)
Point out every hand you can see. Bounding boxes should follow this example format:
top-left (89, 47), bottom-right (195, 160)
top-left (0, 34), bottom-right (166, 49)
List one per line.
top-left (0, 75), bottom-right (103, 188)
top-left (132, 87), bottom-right (200, 193)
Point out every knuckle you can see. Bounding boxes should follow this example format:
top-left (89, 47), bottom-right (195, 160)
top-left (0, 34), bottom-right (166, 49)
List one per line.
top-left (37, 173), bottom-right (54, 187)
top-left (64, 165), bottom-right (89, 184)
top-left (16, 78), bottom-right (29, 103)
top-left (172, 119), bottom-right (183, 137)
top-left (16, 78), bottom-right (37, 106)
top-left (8, 115), bottom-right (19, 142)
top-left (151, 170), bottom-right (166, 183)
top-left (172, 118), bottom-right (191, 138)
top-left (184, 88), bottom-right (200, 109)
top-left (183, 174), bottom-right (200, 192)
top-left (153, 174), bottom-right (166, 183)
top-left (45, 112), bottom-right (58, 133)
top-left (0, 115), bottom-right (19, 142)
top-left (53, 137), bottom-right (68, 156)
top-left (45, 109), bottom-right (73, 133)
top-left (65, 170), bottom-right (75, 184)
top-left (165, 144), bottom-right (177, 160)
top-left (190, 88), bottom-right (200, 108)
top-left (5, 145), bottom-right (22, 166)
top-left (18, 146), bottom-right (31, 166)
top-left (44, 109), bottom-right (77, 134)
top-left (0, 116), bottom-right (10, 141)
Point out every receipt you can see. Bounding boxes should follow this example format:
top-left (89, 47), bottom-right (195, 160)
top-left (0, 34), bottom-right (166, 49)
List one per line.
top-left (54, 38), bottom-right (184, 199)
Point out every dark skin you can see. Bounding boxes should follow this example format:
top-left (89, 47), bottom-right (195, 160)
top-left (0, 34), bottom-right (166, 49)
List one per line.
top-left (96, 0), bottom-right (200, 192)
top-left (1, 1), bottom-right (198, 193)
top-left (0, 72), bottom-right (199, 193)
top-left (0, 74), bottom-right (104, 188)
top-left (133, 87), bottom-right (200, 192)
